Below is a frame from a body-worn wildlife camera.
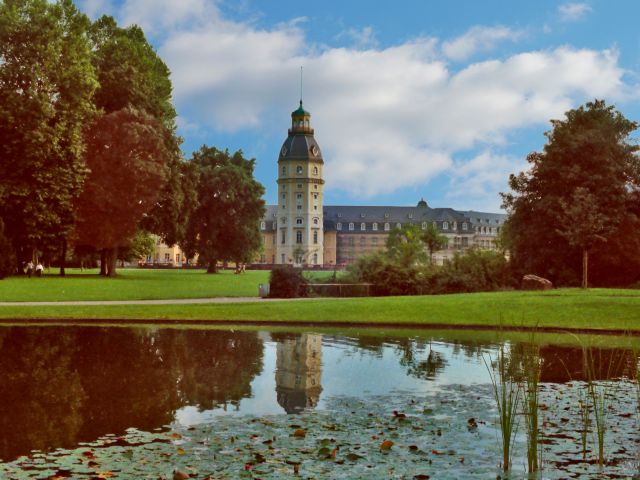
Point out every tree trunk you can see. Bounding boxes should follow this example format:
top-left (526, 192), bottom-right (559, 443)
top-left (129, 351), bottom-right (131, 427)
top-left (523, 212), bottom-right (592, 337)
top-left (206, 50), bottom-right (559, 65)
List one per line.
top-left (107, 247), bottom-right (118, 277)
top-left (207, 260), bottom-right (218, 273)
top-left (582, 248), bottom-right (588, 289)
top-left (100, 249), bottom-right (107, 276)
top-left (59, 238), bottom-right (67, 276)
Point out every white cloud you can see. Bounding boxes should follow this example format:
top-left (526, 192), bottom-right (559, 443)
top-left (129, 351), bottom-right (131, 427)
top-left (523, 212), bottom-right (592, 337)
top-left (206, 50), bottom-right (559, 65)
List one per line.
top-left (446, 151), bottom-right (526, 212)
top-left (92, 2), bottom-right (633, 202)
top-left (442, 25), bottom-right (522, 61)
top-left (558, 3), bottom-right (592, 22)
top-left (335, 26), bottom-right (378, 49)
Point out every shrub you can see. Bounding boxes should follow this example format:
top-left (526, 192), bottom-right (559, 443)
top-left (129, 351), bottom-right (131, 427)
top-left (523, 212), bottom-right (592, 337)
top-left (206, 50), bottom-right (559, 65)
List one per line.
top-left (349, 253), bottom-right (425, 296)
top-left (0, 219), bottom-right (16, 279)
top-left (269, 266), bottom-right (307, 298)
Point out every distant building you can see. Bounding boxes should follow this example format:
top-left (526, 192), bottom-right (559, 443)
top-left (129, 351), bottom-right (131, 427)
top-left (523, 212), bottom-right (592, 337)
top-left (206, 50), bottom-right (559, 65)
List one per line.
top-left (149, 101), bottom-right (506, 267)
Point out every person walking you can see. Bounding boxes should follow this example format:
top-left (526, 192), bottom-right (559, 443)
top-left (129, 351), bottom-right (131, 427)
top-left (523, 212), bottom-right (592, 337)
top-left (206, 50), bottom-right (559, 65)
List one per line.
top-left (25, 261), bottom-right (34, 278)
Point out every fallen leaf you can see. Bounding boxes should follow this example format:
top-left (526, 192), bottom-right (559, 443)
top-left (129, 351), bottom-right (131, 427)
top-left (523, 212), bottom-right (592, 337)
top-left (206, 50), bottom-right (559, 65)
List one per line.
top-left (380, 440), bottom-right (394, 450)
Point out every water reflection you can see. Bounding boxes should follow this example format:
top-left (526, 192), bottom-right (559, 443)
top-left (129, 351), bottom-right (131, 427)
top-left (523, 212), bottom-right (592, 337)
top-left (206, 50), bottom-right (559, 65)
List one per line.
top-left (0, 327), bottom-right (263, 461)
top-left (0, 326), bottom-right (637, 465)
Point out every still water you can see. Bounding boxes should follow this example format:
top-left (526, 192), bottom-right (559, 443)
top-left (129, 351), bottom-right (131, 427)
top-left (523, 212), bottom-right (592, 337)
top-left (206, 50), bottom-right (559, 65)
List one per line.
top-left (0, 326), bottom-right (638, 478)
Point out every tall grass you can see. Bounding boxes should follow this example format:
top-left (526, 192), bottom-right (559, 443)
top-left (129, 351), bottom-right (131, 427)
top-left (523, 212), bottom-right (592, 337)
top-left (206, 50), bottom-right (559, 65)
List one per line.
top-left (521, 344), bottom-right (542, 474)
top-left (484, 346), bottom-right (521, 472)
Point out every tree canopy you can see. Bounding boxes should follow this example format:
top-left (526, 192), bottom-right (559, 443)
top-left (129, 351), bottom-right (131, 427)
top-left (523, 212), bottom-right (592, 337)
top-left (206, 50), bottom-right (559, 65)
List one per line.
top-left (184, 147), bottom-right (265, 273)
top-left (0, 0), bottom-right (97, 266)
top-left (502, 100), bottom-right (640, 287)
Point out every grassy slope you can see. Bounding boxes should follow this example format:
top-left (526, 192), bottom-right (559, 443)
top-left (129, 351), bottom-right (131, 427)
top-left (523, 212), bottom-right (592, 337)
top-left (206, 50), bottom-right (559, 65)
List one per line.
top-left (0, 269), bottom-right (270, 301)
top-left (0, 287), bottom-right (639, 332)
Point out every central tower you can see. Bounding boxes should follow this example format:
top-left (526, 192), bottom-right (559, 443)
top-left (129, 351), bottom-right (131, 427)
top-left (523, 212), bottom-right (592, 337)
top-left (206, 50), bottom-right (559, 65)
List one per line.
top-left (276, 101), bottom-right (325, 266)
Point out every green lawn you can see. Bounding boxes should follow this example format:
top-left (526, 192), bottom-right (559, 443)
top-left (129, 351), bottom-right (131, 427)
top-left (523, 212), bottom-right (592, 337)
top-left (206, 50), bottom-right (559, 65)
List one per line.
top-left (0, 285), bottom-right (639, 333)
top-left (0, 268), bottom-right (270, 301)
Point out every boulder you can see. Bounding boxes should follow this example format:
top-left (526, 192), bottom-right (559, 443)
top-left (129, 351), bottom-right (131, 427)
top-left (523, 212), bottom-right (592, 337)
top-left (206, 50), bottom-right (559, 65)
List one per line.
top-left (521, 274), bottom-right (553, 290)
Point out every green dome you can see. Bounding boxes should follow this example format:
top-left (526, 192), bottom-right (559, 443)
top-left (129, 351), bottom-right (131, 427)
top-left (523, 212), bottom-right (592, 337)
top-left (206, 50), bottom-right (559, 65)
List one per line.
top-left (417, 198), bottom-right (428, 207)
top-left (292, 100), bottom-right (310, 117)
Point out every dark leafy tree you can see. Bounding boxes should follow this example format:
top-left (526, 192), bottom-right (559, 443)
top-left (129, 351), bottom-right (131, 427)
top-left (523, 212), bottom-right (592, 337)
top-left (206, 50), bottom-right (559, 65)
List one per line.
top-left (502, 100), bottom-right (640, 287)
top-left (0, 0), bottom-right (97, 269)
top-left (185, 147), bottom-right (265, 273)
top-left (0, 219), bottom-right (17, 278)
top-left (74, 107), bottom-right (171, 276)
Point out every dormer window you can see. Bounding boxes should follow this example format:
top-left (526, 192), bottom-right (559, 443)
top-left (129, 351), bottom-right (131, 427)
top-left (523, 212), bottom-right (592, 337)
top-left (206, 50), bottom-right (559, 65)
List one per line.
top-left (462, 222), bottom-right (468, 231)
top-left (360, 213), bottom-right (366, 218)
top-left (384, 213), bottom-right (389, 218)
top-left (373, 222), bottom-right (378, 231)
top-left (408, 213), bottom-right (413, 219)
top-left (349, 222), bottom-right (354, 231)
top-left (384, 222), bottom-right (390, 231)
top-left (360, 223), bottom-right (366, 231)
top-left (337, 222), bottom-right (342, 230)
top-left (260, 221), bottom-right (266, 230)
top-left (443, 221), bottom-right (449, 230)
top-left (421, 222), bottom-right (427, 230)
top-left (396, 223), bottom-right (401, 229)
top-left (452, 221), bottom-right (457, 230)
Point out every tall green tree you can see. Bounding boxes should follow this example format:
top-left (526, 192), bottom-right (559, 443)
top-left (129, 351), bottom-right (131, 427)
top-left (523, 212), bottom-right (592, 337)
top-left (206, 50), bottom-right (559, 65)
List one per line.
top-left (0, 0), bottom-right (97, 268)
top-left (74, 107), bottom-right (171, 276)
top-left (502, 100), bottom-right (640, 287)
top-left (421, 223), bottom-right (448, 265)
top-left (185, 147), bottom-right (265, 273)
top-left (386, 225), bottom-right (427, 268)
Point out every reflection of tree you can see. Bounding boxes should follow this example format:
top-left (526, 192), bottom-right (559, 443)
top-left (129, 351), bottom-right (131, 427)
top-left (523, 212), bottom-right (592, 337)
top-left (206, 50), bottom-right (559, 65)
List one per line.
top-left (0, 327), bottom-right (263, 461)
top-left (398, 341), bottom-right (448, 381)
top-left (536, 345), bottom-right (633, 383)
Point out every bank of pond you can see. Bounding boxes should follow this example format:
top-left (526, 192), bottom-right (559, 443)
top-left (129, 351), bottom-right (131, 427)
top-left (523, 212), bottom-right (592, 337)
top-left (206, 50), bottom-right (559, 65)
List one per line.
top-left (0, 326), bottom-right (638, 478)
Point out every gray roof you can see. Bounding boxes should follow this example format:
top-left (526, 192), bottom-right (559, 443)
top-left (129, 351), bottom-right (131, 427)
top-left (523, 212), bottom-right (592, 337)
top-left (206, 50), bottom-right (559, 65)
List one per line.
top-left (459, 210), bottom-right (507, 225)
top-left (279, 133), bottom-right (323, 162)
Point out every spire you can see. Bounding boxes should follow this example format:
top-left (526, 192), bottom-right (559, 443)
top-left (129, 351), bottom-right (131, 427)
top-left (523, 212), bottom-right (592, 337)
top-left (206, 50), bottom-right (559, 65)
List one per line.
top-left (300, 66), bottom-right (303, 105)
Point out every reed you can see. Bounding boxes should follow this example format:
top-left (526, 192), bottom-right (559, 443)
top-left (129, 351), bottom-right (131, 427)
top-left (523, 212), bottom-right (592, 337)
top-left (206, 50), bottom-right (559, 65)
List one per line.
top-left (577, 393), bottom-right (591, 461)
top-left (521, 344), bottom-right (542, 474)
top-left (484, 346), bottom-right (521, 472)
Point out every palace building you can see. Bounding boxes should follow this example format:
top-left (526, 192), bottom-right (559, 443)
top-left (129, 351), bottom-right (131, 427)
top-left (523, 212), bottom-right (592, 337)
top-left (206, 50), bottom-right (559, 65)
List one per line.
top-left (148, 100), bottom-right (506, 268)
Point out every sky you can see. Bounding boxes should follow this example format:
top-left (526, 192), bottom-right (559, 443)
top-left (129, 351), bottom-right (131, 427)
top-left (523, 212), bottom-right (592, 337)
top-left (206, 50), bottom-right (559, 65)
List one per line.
top-left (78, 0), bottom-right (640, 212)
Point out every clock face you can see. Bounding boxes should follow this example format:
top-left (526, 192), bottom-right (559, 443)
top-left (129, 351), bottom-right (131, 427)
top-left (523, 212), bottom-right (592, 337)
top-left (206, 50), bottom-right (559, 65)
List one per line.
top-left (311, 145), bottom-right (319, 156)
top-left (281, 145), bottom-right (288, 156)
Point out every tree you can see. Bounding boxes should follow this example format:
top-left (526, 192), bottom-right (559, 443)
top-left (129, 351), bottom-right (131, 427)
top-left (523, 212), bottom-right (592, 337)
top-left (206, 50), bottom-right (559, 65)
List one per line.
top-left (386, 225), bottom-right (428, 268)
top-left (502, 100), bottom-right (640, 287)
top-left (74, 107), bottom-right (171, 276)
top-left (0, 0), bottom-right (97, 269)
top-left (118, 230), bottom-right (156, 263)
top-left (0, 219), bottom-right (16, 278)
top-left (421, 223), bottom-right (448, 264)
top-left (185, 146), bottom-right (265, 273)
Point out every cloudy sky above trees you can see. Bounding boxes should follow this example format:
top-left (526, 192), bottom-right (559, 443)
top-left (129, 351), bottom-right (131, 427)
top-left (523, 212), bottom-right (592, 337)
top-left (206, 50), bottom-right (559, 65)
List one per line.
top-left (79, 0), bottom-right (640, 211)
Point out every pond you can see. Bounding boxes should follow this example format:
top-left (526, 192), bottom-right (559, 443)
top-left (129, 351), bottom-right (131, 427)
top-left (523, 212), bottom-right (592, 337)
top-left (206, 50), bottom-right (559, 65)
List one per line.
top-left (0, 326), bottom-right (638, 479)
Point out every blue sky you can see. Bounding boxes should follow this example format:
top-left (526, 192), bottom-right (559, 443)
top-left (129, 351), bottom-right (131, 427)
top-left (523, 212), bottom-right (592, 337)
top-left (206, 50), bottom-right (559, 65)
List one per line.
top-left (80, 0), bottom-right (640, 212)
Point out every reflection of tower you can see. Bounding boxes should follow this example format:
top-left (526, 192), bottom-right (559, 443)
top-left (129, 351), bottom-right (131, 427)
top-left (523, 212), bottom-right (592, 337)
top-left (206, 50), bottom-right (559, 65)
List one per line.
top-left (275, 334), bottom-right (323, 414)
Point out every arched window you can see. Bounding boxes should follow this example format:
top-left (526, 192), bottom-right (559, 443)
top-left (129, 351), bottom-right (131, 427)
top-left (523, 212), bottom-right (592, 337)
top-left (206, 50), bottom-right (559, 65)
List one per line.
top-left (296, 165), bottom-right (303, 174)
top-left (349, 222), bottom-right (354, 231)
top-left (443, 221), bottom-right (449, 230)
top-left (372, 222), bottom-right (378, 231)
top-left (313, 166), bottom-right (318, 175)
top-left (337, 222), bottom-right (342, 230)
top-left (384, 222), bottom-right (390, 231)
top-left (360, 223), bottom-right (366, 231)
top-left (313, 230), bottom-right (318, 244)
top-left (296, 231), bottom-right (302, 244)
top-left (313, 253), bottom-right (318, 264)
top-left (313, 217), bottom-right (319, 225)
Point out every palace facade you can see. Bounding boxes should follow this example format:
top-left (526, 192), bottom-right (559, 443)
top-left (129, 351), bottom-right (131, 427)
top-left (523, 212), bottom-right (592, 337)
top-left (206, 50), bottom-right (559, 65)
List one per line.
top-left (148, 101), bottom-right (506, 268)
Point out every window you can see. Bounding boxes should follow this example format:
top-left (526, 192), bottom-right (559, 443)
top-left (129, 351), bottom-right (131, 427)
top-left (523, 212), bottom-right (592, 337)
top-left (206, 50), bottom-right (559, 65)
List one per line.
top-left (360, 237), bottom-right (366, 246)
top-left (260, 221), bottom-right (266, 230)
top-left (281, 254), bottom-right (285, 264)
top-left (384, 213), bottom-right (389, 218)
top-left (313, 230), bottom-right (318, 244)
top-left (349, 222), bottom-right (354, 231)
top-left (408, 213), bottom-right (413, 219)
top-left (396, 223), bottom-right (401, 229)
top-left (372, 237), bottom-right (378, 245)
top-left (281, 193), bottom-right (286, 199)
top-left (360, 213), bottom-right (366, 218)
top-left (360, 223), bottom-right (366, 231)
top-left (313, 193), bottom-right (318, 200)
top-left (176, 254), bottom-right (181, 264)
top-left (384, 222), bottom-right (390, 231)
top-left (296, 165), bottom-right (303, 175)
top-left (433, 221), bottom-right (437, 229)
top-left (164, 253), bottom-right (171, 262)
top-left (462, 222), bottom-right (468, 231)
top-left (296, 218), bottom-right (303, 225)
top-left (281, 230), bottom-right (286, 244)
top-left (421, 222), bottom-right (427, 230)
top-left (297, 183), bottom-right (302, 188)
top-left (313, 217), bottom-right (319, 225)
top-left (314, 184), bottom-right (318, 190)
top-left (280, 217), bottom-right (286, 224)
top-left (297, 205), bottom-right (302, 210)
top-left (348, 237), bottom-right (355, 246)
top-left (313, 166), bottom-right (318, 175)
top-left (372, 222), bottom-right (378, 231)
top-left (452, 221), bottom-right (457, 230)
top-left (296, 231), bottom-right (302, 244)
top-left (281, 166), bottom-right (286, 175)
top-left (443, 221), bottom-right (449, 230)
top-left (296, 193), bottom-right (302, 200)
top-left (337, 222), bottom-right (342, 230)
top-left (313, 253), bottom-right (318, 264)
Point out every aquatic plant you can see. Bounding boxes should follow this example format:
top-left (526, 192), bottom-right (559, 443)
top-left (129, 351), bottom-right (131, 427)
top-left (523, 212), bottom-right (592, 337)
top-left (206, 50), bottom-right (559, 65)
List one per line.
top-left (521, 344), bottom-right (542, 474)
top-left (484, 345), bottom-right (521, 473)
top-left (577, 394), bottom-right (591, 461)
